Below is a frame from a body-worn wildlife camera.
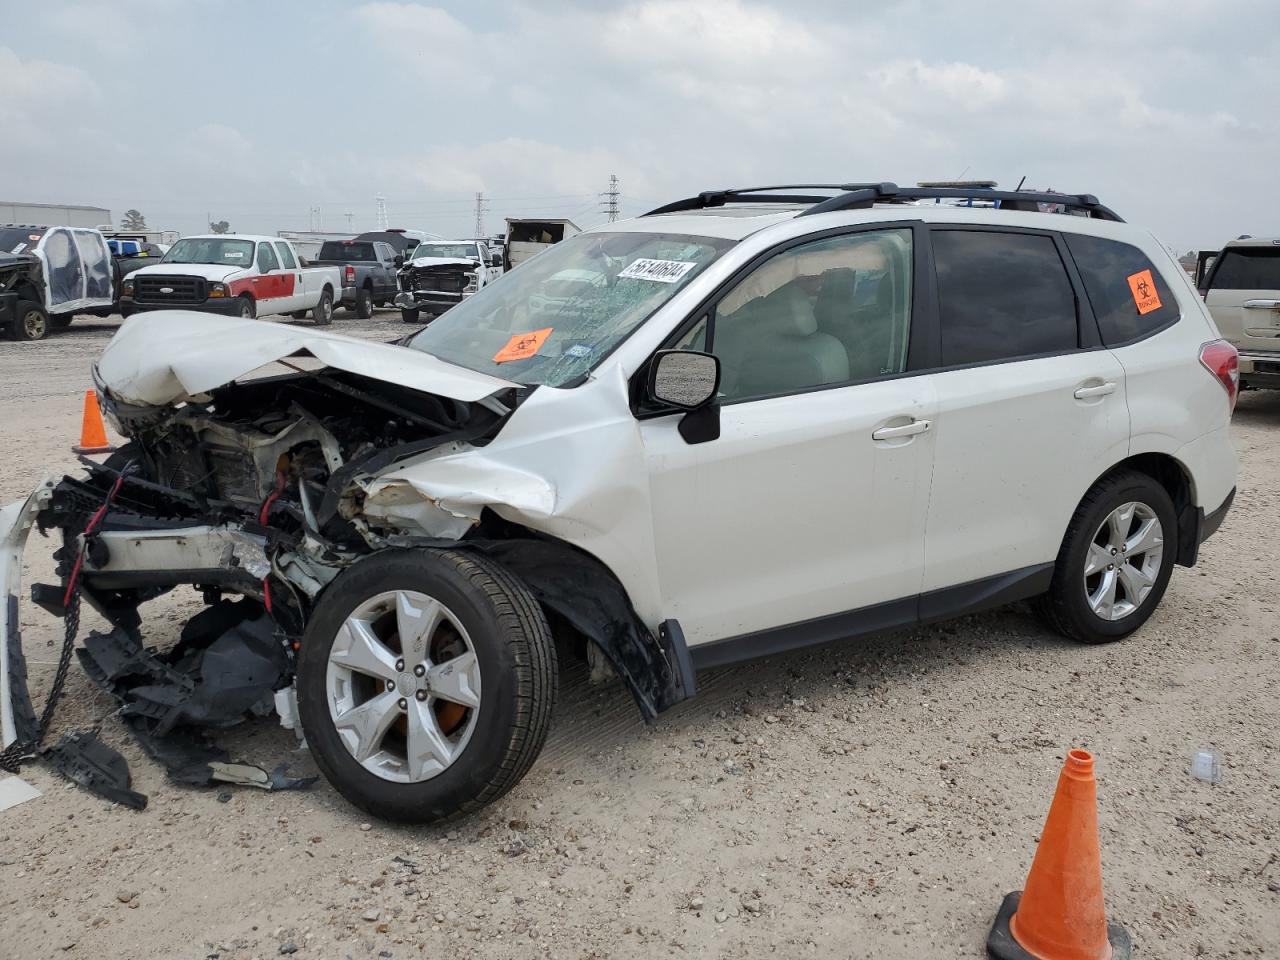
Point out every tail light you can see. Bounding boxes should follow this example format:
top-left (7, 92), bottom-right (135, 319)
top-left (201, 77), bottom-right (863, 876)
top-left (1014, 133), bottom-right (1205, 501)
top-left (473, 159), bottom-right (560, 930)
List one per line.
top-left (344, 265), bottom-right (355, 284)
top-left (1199, 339), bottom-right (1239, 412)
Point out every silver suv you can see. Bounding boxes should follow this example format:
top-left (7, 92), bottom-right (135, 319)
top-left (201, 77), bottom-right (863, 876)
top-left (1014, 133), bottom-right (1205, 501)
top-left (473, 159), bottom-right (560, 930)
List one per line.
top-left (1202, 238), bottom-right (1280, 389)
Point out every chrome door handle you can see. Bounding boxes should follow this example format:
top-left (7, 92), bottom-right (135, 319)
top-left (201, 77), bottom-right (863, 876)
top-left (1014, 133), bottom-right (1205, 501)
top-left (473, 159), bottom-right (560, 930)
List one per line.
top-left (872, 419), bottom-right (931, 441)
top-left (1074, 382), bottom-right (1116, 399)
top-left (1242, 300), bottom-right (1280, 309)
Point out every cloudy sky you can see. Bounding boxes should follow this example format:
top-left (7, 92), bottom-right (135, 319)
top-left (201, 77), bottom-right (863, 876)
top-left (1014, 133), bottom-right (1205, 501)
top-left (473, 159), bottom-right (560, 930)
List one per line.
top-left (2, 0), bottom-right (1277, 250)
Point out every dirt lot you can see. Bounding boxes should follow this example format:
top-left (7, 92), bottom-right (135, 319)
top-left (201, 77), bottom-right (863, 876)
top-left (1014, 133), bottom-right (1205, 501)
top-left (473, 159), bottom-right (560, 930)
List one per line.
top-left (1, 313), bottom-right (1277, 960)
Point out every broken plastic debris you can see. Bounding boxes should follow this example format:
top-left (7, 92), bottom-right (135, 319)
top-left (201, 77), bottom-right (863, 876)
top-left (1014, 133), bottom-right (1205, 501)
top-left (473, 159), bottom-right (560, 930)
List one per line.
top-left (1191, 749), bottom-right (1221, 784)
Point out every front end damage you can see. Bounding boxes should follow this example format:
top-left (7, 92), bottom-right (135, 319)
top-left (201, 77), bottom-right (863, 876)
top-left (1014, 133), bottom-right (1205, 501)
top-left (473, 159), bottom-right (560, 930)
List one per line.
top-left (2, 316), bottom-right (693, 807)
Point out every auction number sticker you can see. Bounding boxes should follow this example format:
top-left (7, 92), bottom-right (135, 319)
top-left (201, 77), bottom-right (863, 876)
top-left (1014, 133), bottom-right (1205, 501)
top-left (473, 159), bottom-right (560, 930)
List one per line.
top-left (618, 258), bottom-right (697, 283)
top-left (493, 327), bottom-right (553, 363)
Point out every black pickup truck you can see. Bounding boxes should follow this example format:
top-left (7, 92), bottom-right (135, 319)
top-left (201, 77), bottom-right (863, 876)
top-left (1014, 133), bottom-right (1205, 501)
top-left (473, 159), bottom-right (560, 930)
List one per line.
top-left (308, 239), bottom-right (402, 318)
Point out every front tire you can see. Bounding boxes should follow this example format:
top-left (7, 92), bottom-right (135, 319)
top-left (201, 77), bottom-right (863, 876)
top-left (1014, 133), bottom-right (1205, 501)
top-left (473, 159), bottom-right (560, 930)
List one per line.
top-left (313, 288), bottom-right (334, 325)
top-left (238, 296), bottom-right (256, 320)
top-left (1040, 470), bottom-right (1177, 644)
top-left (296, 549), bottom-right (557, 823)
top-left (9, 300), bottom-right (48, 341)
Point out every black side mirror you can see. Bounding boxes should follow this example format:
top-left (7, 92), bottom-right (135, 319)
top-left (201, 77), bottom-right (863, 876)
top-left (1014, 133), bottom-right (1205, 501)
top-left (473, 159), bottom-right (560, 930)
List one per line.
top-left (648, 350), bottom-right (720, 410)
top-left (394, 255), bottom-right (404, 267)
top-left (490, 256), bottom-right (504, 269)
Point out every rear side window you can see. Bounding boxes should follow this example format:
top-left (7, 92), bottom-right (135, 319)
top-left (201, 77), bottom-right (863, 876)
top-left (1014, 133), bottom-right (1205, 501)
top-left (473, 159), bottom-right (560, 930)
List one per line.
top-left (1208, 247), bottom-right (1280, 291)
top-left (1064, 234), bottom-right (1179, 345)
top-left (932, 230), bottom-right (1077, 366)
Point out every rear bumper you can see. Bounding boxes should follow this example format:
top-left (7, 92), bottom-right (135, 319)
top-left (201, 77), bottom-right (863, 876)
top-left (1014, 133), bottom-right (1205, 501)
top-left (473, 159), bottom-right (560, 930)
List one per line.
top-left (1199, 487), bottom-right (1234, 545)
top-left (1238, 352), bottom-right (1280, 389)
top-left (122, 296), bottom-right (244, 317)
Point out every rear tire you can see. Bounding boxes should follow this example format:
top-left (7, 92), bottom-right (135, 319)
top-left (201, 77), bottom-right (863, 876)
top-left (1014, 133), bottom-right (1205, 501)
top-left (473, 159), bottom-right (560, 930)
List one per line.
top-left (400, 307), bottom-right (421, 325)
top-left (8, 300), bottom-right (48, 341)
top-left (1039, 470), bottom-right (1177, 644)
top-left (355, 287), bottom-right (374, 319)
top-left (296, 549), bottom-right (557, 823)
top-left (313, 288), bottom-right (334, 325)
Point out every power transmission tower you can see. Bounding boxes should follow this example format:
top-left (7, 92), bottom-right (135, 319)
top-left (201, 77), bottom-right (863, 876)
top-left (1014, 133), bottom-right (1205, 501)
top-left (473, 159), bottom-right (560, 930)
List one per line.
top-left (600, 174), bottom-right (621, 222)
top-left (473, 192), bottom-right (489, 238)
top-left (375, 195), bottom-right (389, 231)
top-left (344, 212), bottom-right (354, 229)
top-left (310, 206), bottom-right (323, 231)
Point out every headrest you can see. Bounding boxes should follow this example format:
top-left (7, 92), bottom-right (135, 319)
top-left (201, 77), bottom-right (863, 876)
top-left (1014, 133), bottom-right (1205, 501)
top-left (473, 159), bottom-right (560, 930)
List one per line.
top-left (759, 282), bottom-right (817, 336)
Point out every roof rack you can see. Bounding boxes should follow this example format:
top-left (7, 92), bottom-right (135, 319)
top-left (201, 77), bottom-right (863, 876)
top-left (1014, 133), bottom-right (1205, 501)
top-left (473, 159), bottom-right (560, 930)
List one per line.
top-left (642, 182), bottom-right (1123, 222)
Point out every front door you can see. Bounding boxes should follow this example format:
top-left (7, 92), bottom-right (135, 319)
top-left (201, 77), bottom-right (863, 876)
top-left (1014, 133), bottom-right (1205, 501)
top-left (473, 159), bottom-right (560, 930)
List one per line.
top-left (921, 227), bottom-right (1130, 593)
top-left (274, 241), bottom-right (303, 311)
top-left (640, 227), bottom-right (937, 648)
top-left (253, 241), bottom-right (286, 316)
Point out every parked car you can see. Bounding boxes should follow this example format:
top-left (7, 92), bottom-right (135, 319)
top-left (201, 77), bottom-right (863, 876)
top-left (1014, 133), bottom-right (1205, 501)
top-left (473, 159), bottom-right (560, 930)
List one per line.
top-left (395, 239), bottom-right (503, 324)
top-left (1200, 237), bottom-right (1280, 389)
top-left (120, 235), bottom-right (341, 323)
top-left (0, 224), bottom-right (114, 340)
top-left (1, 182), bottom-right (1237, 823)
top-left (309, 239), bottom-right (403, 318)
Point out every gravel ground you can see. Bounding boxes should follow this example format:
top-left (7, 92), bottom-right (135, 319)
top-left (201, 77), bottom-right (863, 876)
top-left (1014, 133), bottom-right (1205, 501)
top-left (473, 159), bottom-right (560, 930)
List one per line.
top-left (1, 312), bottom-right (1277, 960)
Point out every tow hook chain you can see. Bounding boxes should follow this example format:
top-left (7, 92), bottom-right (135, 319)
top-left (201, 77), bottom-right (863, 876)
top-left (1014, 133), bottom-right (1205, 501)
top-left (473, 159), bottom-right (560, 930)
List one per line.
top-left (0, 467), bottom-right (129, 774)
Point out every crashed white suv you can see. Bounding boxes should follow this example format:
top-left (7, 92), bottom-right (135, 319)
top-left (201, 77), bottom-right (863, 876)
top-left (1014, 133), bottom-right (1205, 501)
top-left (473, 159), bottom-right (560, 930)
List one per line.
top-left (1, 183), bottom-right (1238, 822)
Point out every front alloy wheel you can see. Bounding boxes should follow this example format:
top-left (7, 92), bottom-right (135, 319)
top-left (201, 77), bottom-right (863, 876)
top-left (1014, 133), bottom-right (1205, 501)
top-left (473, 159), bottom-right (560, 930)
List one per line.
top-left (326, 589), bottom-right (482, 783)
top-left (297, 549), bottom-right (557, 822)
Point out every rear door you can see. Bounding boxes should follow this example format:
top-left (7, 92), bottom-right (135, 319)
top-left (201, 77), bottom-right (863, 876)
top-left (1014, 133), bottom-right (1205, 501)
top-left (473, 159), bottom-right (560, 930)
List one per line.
top-left (921, 227), bottom-right (1129, 594)
top-left (274, 241), bottom-right (303, 311)
top-left (1204, 243), bottom-right (1280, 355)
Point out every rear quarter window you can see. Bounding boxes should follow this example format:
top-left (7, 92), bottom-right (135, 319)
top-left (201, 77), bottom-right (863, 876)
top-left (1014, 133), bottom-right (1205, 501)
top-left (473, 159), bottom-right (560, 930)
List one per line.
top-left (1064, 234), bottom-right (1180, 346)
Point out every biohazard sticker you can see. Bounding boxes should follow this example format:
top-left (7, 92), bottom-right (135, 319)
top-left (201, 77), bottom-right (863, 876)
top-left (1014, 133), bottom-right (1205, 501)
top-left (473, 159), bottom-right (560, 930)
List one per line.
top-left (1126, 269), bottom-right (1162, 315)
top-left (493, 327), bottom-right (553, 363)
top-left (618, 258), bottom-right (697, 283)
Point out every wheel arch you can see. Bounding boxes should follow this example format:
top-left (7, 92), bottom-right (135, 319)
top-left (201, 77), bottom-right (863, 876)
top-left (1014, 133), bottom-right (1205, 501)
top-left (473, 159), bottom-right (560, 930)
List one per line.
top-left (400, 515), bottom-right (695, 722)
top-left (1087, 452), bottom-right (1198, 567)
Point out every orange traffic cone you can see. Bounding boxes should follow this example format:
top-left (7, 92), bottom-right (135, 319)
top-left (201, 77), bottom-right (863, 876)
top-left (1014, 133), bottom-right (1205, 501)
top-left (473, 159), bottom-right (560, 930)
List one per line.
top-left (72, 390), bottom-right (114, 455)
top-left (987, 749), bottom-right (1131, 960)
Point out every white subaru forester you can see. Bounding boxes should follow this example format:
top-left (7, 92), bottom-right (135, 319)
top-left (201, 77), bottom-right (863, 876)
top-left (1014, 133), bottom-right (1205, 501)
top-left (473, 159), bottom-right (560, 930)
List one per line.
top-left (0, 183), bottom-right (1238, 822)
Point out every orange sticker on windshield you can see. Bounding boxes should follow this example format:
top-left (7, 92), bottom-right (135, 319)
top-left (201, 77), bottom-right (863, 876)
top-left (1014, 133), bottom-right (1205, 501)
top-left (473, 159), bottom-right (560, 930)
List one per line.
top-left (493, 328), bottom-right (553, 363)
top-left (1126, 269), bottom-right (1162, 315)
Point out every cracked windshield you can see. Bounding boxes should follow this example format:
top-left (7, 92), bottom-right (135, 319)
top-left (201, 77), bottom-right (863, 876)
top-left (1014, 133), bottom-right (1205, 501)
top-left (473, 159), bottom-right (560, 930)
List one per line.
top-left (407, 231), bottom-right (733, 386)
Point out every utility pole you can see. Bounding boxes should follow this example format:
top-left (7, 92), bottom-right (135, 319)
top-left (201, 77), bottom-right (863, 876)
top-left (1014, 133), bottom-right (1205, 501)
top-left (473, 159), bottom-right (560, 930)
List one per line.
top-left (345, 212), bottom-right (354, 229)
top-left (600, 174), bottom-right (621, 222)
top-left (310, 206), bottom-right (323, 231)
top-left (375, 194), bottom-right (389, 231)
top-left (473, 192), bottom-right (489, 238)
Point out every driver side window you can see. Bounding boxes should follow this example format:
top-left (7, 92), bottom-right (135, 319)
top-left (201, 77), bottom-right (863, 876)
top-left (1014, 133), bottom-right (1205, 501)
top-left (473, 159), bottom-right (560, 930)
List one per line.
top-left (710, 229), bottom-right (913, 402)
top-left (257, 242), bottom-right (280, 273)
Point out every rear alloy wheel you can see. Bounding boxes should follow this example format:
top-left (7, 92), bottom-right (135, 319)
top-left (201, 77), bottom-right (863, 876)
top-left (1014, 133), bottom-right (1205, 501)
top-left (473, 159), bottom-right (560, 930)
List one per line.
top-left (297, 549), bottom-right (557, 822)
top-left (313, 289), bottom-right (334, 325)
top-left (355, 286), bottom-right (374, 319)
top-left (9, 299), bottom-right (48, 341)
top-left (1039, 470), bottom-right (1176, 644)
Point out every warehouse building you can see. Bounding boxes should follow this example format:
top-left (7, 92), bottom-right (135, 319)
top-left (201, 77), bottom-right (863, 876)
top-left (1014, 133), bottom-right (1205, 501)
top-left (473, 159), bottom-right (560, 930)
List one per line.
top-left (0, 201), bottom-right (111, 229)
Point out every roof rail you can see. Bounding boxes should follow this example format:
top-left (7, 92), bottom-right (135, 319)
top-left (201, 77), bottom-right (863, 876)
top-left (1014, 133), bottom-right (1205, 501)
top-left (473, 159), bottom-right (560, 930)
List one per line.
top-left (643, 182), bottom-right (1123, 222)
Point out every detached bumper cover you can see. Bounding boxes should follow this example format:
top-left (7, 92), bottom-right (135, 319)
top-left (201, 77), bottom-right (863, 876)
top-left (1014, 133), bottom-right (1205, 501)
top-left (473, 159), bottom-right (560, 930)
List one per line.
top-left (1, 483), bottom-right (54, 751)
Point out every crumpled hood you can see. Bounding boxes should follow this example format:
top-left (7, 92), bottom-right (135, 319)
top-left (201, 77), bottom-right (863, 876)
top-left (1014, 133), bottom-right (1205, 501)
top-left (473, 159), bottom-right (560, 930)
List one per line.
top-left (96, 311), bottom-right (519, 407)
top-left (404, 257), bottom-right (477, 270)
top-left (126, 261), bottom-right (245, 283)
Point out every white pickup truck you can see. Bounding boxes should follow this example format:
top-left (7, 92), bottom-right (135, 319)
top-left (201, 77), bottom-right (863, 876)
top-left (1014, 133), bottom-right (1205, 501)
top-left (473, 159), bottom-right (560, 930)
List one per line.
top-left (120, 235), bottom-right (342, 324)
